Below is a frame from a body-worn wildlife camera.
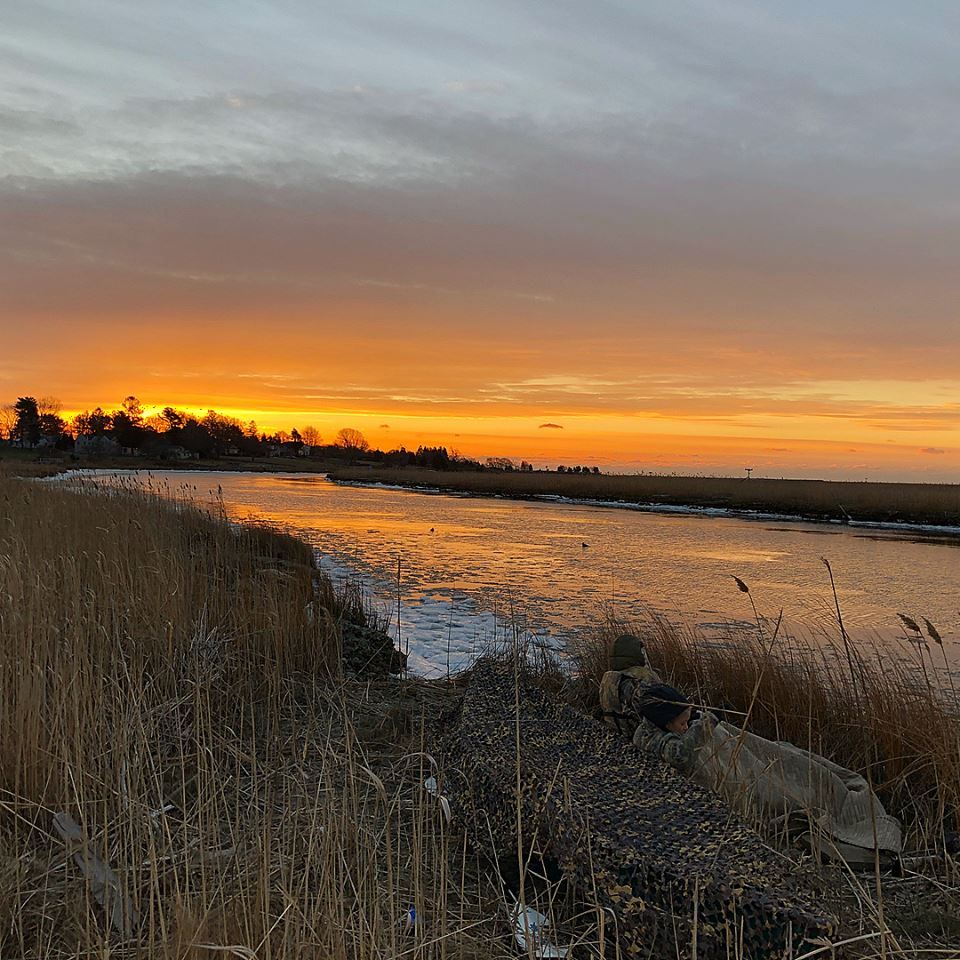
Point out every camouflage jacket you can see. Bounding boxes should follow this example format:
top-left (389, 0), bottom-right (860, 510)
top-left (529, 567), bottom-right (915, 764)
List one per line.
top-left (632, 717), bottom-right (697, 775)
top-left (633, 710), bottom-right (717, 776)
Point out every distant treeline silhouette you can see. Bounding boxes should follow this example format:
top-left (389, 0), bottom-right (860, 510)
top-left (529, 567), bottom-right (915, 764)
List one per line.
top-left (0, 394), bottom-right (602, 473)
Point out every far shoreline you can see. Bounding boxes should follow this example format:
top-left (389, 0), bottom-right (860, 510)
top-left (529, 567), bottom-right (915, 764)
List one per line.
top-left (330, 475), bottom-right (960, 540)
top-left (327, 465), bottom-right (960, 535)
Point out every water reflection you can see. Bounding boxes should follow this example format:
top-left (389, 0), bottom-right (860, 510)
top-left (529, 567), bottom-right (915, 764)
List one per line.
top-left (77, 471), bottom-right (960, 678)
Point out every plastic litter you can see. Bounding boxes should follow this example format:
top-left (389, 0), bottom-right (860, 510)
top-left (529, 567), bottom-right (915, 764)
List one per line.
top-left (423, 776), bottom-right (452, 824)
top-left (398, 904), bottom-right (419, 936)
top-left (509, 900), bottom-right (571, 959)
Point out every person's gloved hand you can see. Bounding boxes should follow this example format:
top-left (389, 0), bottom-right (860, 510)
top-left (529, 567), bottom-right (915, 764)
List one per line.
top-left (686, 711), bottom-right (717, 748)
top-left (690, 708), bottom-right (718, 729)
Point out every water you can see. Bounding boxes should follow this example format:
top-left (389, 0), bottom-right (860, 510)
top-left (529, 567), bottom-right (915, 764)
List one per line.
top-left (80, 471), bottom-right (960, 677)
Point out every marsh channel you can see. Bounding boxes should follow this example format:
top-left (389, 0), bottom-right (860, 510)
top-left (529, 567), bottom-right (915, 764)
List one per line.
top-left (85, 470), bottom-right (960, 679)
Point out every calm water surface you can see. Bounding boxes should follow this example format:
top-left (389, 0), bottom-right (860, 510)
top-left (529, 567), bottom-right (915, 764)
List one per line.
top-left (103, 471), bottom-right (960, 677)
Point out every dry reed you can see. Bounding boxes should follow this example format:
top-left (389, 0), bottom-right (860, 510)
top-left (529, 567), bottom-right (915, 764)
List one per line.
top-left (330, 467), bottom-right (960, 527)
top-left (0, 476), bottom-right (511, 958)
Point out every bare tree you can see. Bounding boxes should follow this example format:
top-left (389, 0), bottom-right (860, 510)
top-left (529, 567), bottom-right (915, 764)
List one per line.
top-left (0, 404), bottom-right (16, 442)
top-left (300, 425), bottom-right (322, 447)
top-left (37, 396), bottom-right (62, 418)
top-left (119, 395), bottom-right (144, 425)
top-left (335, 427), bottom-right (369, 452)
top-left (160, 407), bottom-right (186, 432)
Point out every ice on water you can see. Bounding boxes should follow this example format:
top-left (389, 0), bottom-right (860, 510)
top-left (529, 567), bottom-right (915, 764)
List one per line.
top-left (317, 551), bottom-right (555, 679)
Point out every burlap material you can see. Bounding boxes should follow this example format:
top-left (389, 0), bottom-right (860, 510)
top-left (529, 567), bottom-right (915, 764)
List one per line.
top-left (691, 720), bottom-right (902, 855)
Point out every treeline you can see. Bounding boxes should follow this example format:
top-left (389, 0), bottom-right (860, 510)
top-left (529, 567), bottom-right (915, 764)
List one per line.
top-left (1, 394), bottom-right (603, 473)
top-left (1, 395), bottom-right (330, 460)
top-left (1, 394), bottom-right (387, 463)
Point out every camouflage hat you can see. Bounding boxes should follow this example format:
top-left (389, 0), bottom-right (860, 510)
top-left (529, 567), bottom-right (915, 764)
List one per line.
top-left (610, 633), bottom-right (647, 672)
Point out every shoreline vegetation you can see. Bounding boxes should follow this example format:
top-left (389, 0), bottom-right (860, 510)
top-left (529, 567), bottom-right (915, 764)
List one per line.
top-left (330, 465), bottom-right (960, 530)
top-left (1, 470), bottom-right (503, 958)
top-left (4, 441), bottom-right (959, 530)
top-left (2, 470), bottom-right (959, 955)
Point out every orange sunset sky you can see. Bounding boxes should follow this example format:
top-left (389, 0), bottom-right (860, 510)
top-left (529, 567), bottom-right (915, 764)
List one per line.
top-left (2, 2), bottom-right (958, 481)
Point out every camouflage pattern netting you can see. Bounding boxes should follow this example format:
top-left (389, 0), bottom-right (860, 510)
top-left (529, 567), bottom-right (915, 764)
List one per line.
top-left (435, 661), bottom-right (836, 959)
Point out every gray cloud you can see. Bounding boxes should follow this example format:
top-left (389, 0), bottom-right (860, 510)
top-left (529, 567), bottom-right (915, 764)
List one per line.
top-left (4, 105), bottom-right (960, 352)
top-left (3, 0), bottom-right (960, 412)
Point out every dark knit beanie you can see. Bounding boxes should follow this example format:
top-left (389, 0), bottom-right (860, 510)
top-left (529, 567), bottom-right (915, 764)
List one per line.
top-left (638, 683), bottom-right (691, 730)
top-left (610, 633), bottom-right (647, 672)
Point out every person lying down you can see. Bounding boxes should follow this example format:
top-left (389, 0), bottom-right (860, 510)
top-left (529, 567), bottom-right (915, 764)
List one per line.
top-left (599, 635), bottom-right (902, 865)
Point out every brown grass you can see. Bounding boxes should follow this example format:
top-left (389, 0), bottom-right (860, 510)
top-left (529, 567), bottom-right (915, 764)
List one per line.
top-left (331, 466), bottom-right (960, 526)
top-left (0, 445), bottom-right (341, 477)
top-left (0, 447), bottom-right (67, 479)
top-left (0, 475), bottom-right (515, 958)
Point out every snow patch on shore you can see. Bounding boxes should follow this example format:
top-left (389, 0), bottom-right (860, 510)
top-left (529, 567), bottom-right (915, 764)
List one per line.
top-left (316, 551), bottom-right (557, 679)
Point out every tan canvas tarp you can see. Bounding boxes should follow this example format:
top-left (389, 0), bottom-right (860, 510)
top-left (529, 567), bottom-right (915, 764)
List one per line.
top-left (689, 719), bottom-right (902, 856)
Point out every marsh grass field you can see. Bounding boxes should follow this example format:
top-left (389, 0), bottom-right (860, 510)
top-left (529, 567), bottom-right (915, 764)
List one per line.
top-left (330, 467), bottom-right (960, 528)
top-left (0, 446), bottom-right (339, 478)
top-left (0, 471), bottom-right (517, 958)
top-left (2, 466), bottom-right (959, 957)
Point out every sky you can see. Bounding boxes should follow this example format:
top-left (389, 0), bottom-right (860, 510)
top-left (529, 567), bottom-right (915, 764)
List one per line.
top-left (2, 0), bottom-right (959, 480)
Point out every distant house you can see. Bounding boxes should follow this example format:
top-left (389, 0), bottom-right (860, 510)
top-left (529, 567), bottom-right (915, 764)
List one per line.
top-left (139, 437), bottom-right (195, 461)
top-left (165, 445), bottom-right (195, 461)
top-left (75, 435), bottom-right (121, 458)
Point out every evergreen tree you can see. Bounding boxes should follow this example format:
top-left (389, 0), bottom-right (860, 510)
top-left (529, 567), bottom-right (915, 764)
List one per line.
top-left (13, 397), bottom-right (41, 447)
